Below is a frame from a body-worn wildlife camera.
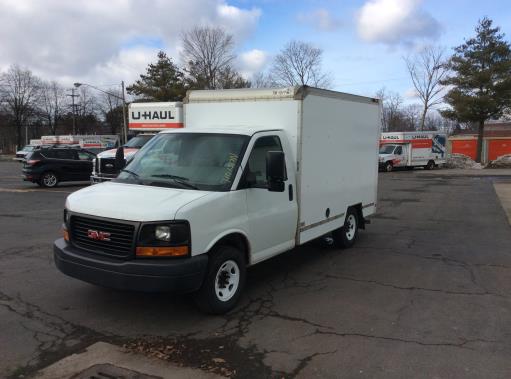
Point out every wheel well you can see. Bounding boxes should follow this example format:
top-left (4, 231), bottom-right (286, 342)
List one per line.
top-left (348, 203), bottom-right (365, 230)
top-left (210, 233), bottom-right (250, 264)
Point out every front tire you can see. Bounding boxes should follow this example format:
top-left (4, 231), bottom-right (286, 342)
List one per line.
top-left (332, 209), bottom-right (359, 248)
top-left (194, 245), bottom-right (246, 314)
top-left (384, 161), bottom-right (393, 172)
top-left (39, 171), bottom-right (58, 188)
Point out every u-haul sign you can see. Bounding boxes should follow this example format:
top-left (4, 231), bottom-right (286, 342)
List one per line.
top-left (128, 102), bottom-right (184, 131)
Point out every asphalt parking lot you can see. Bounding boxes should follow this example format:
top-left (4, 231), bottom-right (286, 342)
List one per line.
top-left (1, 160), bottom-right (511, 378)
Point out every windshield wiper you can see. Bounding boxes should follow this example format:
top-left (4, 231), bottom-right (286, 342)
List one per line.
top-left (119, 169), bottom-right (143, 183)
top-left (150, 174), bottom-right (199, 190)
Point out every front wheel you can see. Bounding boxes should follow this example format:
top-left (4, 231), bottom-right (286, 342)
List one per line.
top-left (39, 171), bottom-right (58, 188)
top-left (384, 161), bottom-right (393, 172)
top-left (194, 245), bottom-right (246, 314)
top-left (332, 209), bottom-right (359, 248)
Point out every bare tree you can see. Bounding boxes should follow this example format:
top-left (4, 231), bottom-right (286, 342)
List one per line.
top-left (404, 46), bottom-right (447, 131)
top-left (270, 40), bottom-right (331, 88)
top-left (181, 26), bottom-right (241, 89)
top-left (250, 72), bottom-right (276, 88)
top-left (376, 87), bottom-right (404, 131)
top-left (99, 88), bottom-right (123, 135)
top-left (39, 80), bottom-right (66, 135)
top-left (0, 65), bottom-right (41, 148)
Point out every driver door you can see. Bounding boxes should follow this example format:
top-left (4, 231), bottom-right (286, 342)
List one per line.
top-left (239, 132), bottom-right (298, 264)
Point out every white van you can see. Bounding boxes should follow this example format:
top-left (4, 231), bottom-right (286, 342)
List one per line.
top-left (54, 86), bottom-right (381, 314)
top-left (379, 131), bottom-right (447, 171)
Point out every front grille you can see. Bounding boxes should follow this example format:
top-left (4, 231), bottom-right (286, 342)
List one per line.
top-left (99, 158), bottom-right (118, 175)
top-left (70, 215), bottom-right (136, 258)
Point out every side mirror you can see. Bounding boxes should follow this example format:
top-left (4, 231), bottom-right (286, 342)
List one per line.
top-left (266, 151), bottom-right (286, 192)
top-left (115, 146), bottom-right (125, 170)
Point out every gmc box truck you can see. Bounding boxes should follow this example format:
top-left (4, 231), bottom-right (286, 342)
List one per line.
top-left (54, 86), bottom-right (381, 314)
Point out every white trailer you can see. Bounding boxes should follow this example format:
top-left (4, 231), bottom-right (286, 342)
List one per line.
top-left (379, 131), bottom-right (447, 171)
top-left (55, 86), bottom-right (381, 314)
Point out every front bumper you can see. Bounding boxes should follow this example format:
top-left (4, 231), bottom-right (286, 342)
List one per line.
top-left (54, 238), bottom-right (208, 293)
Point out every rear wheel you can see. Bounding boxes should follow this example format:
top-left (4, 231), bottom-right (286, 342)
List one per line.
top-left (384, 161), bottom-right (393, 172)
top-left (194, 245), bottom-right (246, 314)
top-left (424, 160), bottom-right (435, 170)
top-left (39, 171), bottom-right (58, 188)
top-left (332, 209), bottom-right (359, 248)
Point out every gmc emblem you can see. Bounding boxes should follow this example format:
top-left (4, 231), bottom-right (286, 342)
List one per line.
top-left (87, 229), bottom-right (111, 241)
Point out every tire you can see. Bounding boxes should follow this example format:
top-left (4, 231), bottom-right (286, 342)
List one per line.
top-left (424, 160), bottom-right (435, 170)
top-left (194, 245), bottom-right (246, 314)
top-left (332, 209), bottom-right (359, 248)
top-left (39, 171), bottom-right (58, 188)
top-left (384, 161), bottom-right (393, 172)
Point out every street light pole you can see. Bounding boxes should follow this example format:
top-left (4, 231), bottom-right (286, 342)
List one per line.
top-left (73, 82), bottom-right (128, 143)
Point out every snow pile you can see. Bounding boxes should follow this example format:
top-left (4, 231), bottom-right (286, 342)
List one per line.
top-left (487, 154), bottom-right (511, 168)
top-left (445, 154), bottom-right (484, 169)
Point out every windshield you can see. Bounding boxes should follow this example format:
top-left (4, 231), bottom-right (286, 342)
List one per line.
top-left (124, 135), bottom-right (154, 149)
top-left (115, 133), bottom-right (249, 191)
top-left (379, 145), bottom-right (396, 154)
top-left (22, 145), bottom-right (36, 152)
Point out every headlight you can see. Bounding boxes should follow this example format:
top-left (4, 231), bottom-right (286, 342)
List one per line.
top-left (155, 225), bottom-right (171, 241)
top-left (63, 208), bottom-right (71, 225)
top-left (136, 222), bottom-right (190, 257)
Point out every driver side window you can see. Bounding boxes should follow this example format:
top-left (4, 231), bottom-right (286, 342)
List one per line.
top-left (395, 146), bottom-right (402, 155)
top-left (245, 136), bottom-right (283, 188)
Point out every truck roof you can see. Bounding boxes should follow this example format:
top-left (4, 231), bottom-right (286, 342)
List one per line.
top-left (160, 126), bottom-right (279, 136)
top-left (185, 86), bottom-right (379, 105)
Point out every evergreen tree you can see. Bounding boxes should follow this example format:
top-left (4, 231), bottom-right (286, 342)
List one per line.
top-left (441, 18), bottom-right (511, 162)
top-left (127, 51), bottom-right (185, 101)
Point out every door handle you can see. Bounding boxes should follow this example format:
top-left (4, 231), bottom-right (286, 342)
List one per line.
top-left (288, 184), bottom-right (293, 201)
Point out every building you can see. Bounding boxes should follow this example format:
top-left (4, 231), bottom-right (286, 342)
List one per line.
top-left (448, 122), bottom-right (511, 163)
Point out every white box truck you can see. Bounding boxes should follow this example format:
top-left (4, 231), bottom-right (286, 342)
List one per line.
top-left (379, 131), bottom-right (447, 172)
top-left (91, 102), bottom-right (183, 183)
top-left (54, 86), bottom-right (380, 314)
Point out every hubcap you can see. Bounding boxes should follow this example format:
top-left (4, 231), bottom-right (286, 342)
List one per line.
top-left (43, 174), bottom-right (57, 186)
top-left (214, 260), bottom-right (240, 302)
top-left (345, 214), bottom-right (357, 240)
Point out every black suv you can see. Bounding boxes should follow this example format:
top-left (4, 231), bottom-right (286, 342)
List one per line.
top-left (22, 147), bottom-right (96, 187)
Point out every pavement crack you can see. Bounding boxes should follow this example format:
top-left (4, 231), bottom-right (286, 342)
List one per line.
top-left (323, 274), bottom-right (506, 298)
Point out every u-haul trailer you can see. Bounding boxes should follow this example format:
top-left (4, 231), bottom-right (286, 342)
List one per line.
top-left (55, 86), bottom-right (381, 314)
top-left (379, 131), bottom-right (446, 172)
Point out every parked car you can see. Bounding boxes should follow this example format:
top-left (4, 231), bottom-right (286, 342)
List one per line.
top-left (14, 145), bottom-right (39, 161)
top-left (22, 147), bottom-right (96, 187)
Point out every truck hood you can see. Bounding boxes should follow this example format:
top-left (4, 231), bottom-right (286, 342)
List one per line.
top-left (379, 153), bottom-right (395, 160)
top-left (97, 148), bottom-right (139, 159)
top-left (65, 181), bottom-right (210, 221)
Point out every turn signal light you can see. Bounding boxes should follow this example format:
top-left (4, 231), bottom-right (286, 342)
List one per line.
top-left (63, 228), bottom-right (69, 242)
top-left (136, 246), bottom-right (189, 257)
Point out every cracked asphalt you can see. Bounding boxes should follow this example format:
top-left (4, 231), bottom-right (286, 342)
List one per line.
top-left (1, 160), bottom-right (511, 378)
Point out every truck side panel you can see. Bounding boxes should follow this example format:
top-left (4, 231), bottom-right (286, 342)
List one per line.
top-left (298, 94), bottom-right (380, 244)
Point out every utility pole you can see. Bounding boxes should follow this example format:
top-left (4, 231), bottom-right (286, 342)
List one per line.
top-left (121, 81), bottom-right (128, 144)
top-left (67, 88), bottom-right (79, 134)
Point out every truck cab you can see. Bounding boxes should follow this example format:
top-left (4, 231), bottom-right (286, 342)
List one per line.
top-left (378, 143), bottom-right (409, 172)
top-left (90, 133), bottom-right (155, 183)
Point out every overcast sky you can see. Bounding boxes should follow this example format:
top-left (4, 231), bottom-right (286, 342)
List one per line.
top-left (1, 0), bottom-right (510, 101)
